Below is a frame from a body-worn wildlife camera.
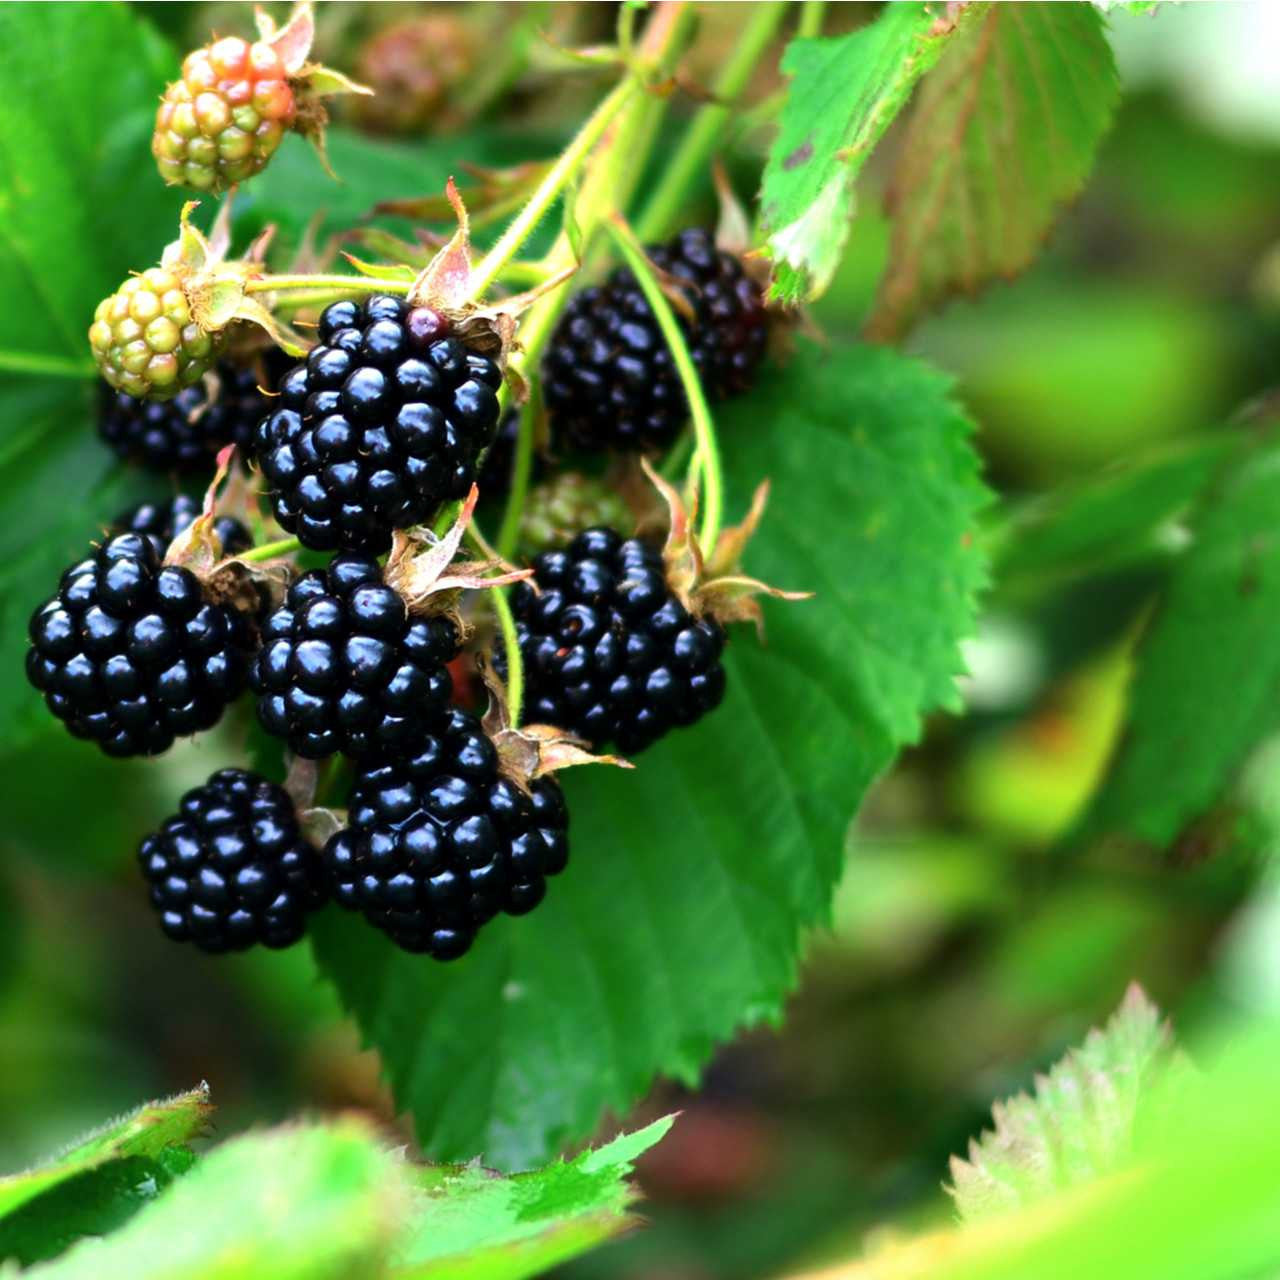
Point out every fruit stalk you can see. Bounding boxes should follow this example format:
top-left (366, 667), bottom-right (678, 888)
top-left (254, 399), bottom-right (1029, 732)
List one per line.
top-left (605, 215), bottom-right (725, 556)
top-left (636, 0), bottom-right (790, 242)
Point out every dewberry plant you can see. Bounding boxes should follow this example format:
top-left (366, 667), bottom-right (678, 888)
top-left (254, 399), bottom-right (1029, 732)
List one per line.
top-left (8, 1), bottom-right (1280, 1275)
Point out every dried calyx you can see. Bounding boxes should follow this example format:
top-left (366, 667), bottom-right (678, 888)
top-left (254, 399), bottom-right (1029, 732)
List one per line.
top-left (644, 459), bottom-right (811, 634)
top-left (383, 486), bottom-right (531, 635)
top-left (479, 664), bottom-right (632, 795)
top-left (163, 445), bottom-right (289, 613)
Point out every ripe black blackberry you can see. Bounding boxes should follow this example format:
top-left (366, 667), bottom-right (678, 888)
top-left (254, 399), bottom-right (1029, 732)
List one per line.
top-left (543, 228), bottom-right (767, 453)
top-left (255, 296), bottom-right (503, 553)
top-left (98, 356), bottom-right (280, 472)
top-left (25, 532), bottom-right (254, 757)
top-left (511, 527), bottom-right (726, 754)
top-left (115, 494), bottom-right (251, 559)
top-left (322, 709), bottom-right (569, 959)
top-left (250, 554), bottom-right (458, 760)
top-left (138, 768), bottom-right (327, 953)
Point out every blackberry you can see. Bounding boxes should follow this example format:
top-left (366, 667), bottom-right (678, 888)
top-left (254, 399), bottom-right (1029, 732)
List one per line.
top-left (138, 768), bottom-right (327, 953)
top-left (512, 527), bottom-right (726, 754)
top-left (98, 356), bottom-right (281, 472)
top-left (115, 495), bottom-right (252, 560)
top-left (256, 296), bottom-right (503, 553)
top-left (250, 554), bottom-right (458, 760)
top-left (543, 228), bottom-right (766, 453)
top-left (518, 472), bottom-right (630, 557)
top-left (25, 533), bottom-right (254, 757)
top-left (322, 709), bottom-right (569, 958)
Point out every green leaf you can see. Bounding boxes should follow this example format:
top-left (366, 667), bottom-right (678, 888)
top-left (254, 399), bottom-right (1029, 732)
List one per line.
top-left (314, 341), bottom-right (990, 1168)
top-left (997, 437), bottom-right (1229, 587)
top-left (0, 1085), bottom-right (210, 1220)
top-left (0, 2), bottom-right (181, 752)
top-left (392, 1117), bottom-right (672, 1279)
top-left (27, 1120), bottom-right (403, 1280)
top-left (758, 3), bottom-right (959, 304)
top-left (866, 3), bottom-right (1120, 340)
top-left (1084, 436), bottom-right (1280, 847)
top-left (948, 984), bottom-right (1184, 1222)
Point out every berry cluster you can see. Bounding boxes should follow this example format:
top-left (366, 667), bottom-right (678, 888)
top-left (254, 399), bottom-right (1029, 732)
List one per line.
top-left (99, 358), bottom-right (279, 473)
top-left (26, 533), bottom-right (254, 758)
top-left (543, 228), bottom-right (767, 453)
top-left (47, 0), bottom-right (785, 968)
top-left (256, 296), bottom-right (503, 553)
top-left (139, 769), bottom-right (327, 953)
top-left (250, 554), bottom-right (457, 760)
top-left (512, 528), bottom-right (727, 754)
top-left (323, 711), bottom-right (568, 958)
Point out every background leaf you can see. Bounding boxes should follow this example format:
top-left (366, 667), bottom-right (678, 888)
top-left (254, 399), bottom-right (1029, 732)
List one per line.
top-left (313, 341), bottom-right (990, 1168)
top-left (866, 3), bottom-right (1120, 341)
top-left (758, 3), bottom-right (957, 304)
top-left (27, 1120), bottom-right (403, 1280)
top-left (1083, 433), bottom-right (1280, 847)
top-left (948, 984), bottom-right (1183, 1222)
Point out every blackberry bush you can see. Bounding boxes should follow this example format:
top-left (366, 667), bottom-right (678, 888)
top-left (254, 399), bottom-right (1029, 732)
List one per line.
top-left (250, 553), bottom-right (458, 760)
top-left (138, 768), bottom-right (327, 952)
top-left (322, 709), bottom-right (569, 959)
top-left (512, 527), bottom-right (726, 754)
top-left (99, 357), bottom-right (280, 472)
top-left (543, 228), bottom-right (766, 453)
top-left (255, 296), bottom-right (504, 554)
top-left (115, 494), bottom-right (252, 559)
top-left (25, 532), bottom-right (255, 757)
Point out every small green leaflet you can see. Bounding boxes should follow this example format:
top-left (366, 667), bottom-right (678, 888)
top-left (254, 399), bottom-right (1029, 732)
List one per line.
top-left (867, 3), bottom-right (1120, 340)
top-left (393, 1117), bottom-right (672, 1279)
top-left (314, 341), bottom-right (990, 1169)
top-left (949, 985), bottom-right (1184, 1221)
top-left (758, 3), bottom-right (961, 304)
top-left (0, 1085), bottom-right (210, 1220)
top-left (1083, 434), bottom-right (1280, 848)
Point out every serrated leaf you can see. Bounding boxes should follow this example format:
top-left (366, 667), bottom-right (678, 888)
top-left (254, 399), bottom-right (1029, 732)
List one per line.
top-left (0, 2), bottom-right (180, 753)
top-left (759, 3), bottom-right (960, 304)
top-left (1083, 435), bottom-right (1280, 848)
top-left (313, 341), bottom-right (990, 1168)
top-left (0, 1085), bottom-right (211, 1221)
top-left (392, 1117), bottom-right (671, 1279)
top-left (26, 1121), bottom-right (403, 1280)
top-left (948, 984), bottom-right (1184, 1222)
top-left (866, 3), bottom-right (1120, 340)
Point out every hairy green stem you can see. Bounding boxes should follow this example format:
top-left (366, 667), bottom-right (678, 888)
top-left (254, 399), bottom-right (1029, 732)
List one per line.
top-left (240, 535), bottom-right (301, 563)
top-left (798, 0), bottom-right (827, 37)
top-left (496, 395), bottom-right (539, 561)
top-left (635, 0), bottom-right (788, 242)
top-left (605, 214), bottom-right (723, 553)
top-left (469, 76), bottom-right (640, 298)
top-left (246, 274), bottom-right (412, 296)
top-left (490, 585), bottom-right (524, 726)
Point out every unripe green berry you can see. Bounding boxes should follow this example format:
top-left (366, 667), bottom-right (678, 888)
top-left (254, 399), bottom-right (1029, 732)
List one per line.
top-left (519, 473), bottom-right (632, 557)
top-left (89, 268), bottom-right (224, 401)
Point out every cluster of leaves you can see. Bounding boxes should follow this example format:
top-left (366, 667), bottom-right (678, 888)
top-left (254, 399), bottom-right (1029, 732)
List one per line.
top-left (0, 1085), bottom-right (669, 1278)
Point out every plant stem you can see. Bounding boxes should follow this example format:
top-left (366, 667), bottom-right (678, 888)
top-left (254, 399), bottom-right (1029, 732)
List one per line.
top-left (469, 75), bottom-right (639, 298)
top-left (245, 275), bottom-right (412, 296)
top-left (240, 535), bottom-right (301, 563)
top-left (605, 214), bottom-right (723, 554)
top-left (635, 0), bottom-right (789, 242)
top-left (490, 586), bottom-right (524, 726)
top-left (798, 0), bottom-right (827, 37)
top-left (496, 395), bottom-right (539, 561)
